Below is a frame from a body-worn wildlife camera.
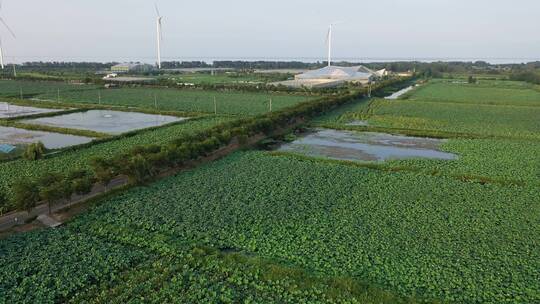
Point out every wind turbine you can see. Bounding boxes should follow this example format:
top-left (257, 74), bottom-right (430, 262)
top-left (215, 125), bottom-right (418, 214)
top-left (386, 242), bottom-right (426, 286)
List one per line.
top-left (326, 25), bottom-right (333, 67)
top-left (325, 22), bottom-right (343, 67)
top-left (0, 1), bottom-right (16, 69)
top-left (155, 4), bottom-right (163, 69)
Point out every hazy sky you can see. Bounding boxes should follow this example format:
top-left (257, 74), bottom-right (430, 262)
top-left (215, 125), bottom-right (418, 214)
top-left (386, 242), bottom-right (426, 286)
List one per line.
top-left (0, 0), bottom-right (539, 63)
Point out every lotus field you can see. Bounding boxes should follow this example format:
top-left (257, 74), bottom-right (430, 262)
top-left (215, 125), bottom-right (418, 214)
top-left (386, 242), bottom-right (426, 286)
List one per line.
top-left (1, 151), bottom-right (538, 303)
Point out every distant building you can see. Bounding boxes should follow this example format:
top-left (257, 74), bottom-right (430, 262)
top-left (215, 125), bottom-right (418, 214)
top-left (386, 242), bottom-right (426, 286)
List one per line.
top-left (272, 65), bottom-right (384, 89)
top-left (111, 63), bottom-right (154, 73)
top-left (295, 65), bottom-right (376, 83)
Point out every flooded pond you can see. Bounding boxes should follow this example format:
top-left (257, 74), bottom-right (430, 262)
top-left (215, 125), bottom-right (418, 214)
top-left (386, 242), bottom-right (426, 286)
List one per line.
top-left (0, 126), bottom-right (94, 149)
top-left (0, 102), bottom-right (61, 119)
top-left (278, 129), bottom-right (457, 162)
top-left (22, 110), bottom-right (185, 134)
top-left (385, 86), bottom-right (415, 100)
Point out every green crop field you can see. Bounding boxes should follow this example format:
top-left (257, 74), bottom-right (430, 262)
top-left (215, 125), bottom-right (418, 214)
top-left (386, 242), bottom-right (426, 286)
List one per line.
top-left (1, 76), bottom-right (538, 303)
top-left (389, 137), bottom-right (540, 185)
top-left (407, 80), bottom-right (540, 106)
top-left (0, 80), bottom-right (98, 98)
top-left (313, 79), bottom-right (540, 185)
top-left (1, 151), bottom-right (538, 303)
top-left (164, 72), bottom-right (278, 85)
top-left (38, 87), bottom-right (312, 115)
top-left (0, 116), bottom-right (232, 213)
top-left (0, 80), bottom-right (312, 115)
top-left (359, 99), bottom-right (540, 139)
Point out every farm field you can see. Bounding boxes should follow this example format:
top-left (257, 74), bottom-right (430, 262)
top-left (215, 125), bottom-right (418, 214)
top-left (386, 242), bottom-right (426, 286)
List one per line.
top-left (0, 76), bottom-right (538, 303)
top-left (0, 116), bottom-right (232, 212)
top-left (1, 151), bottom-right (538, 303)
top-left (407, 80), bottom-right (540, 106)
top-left (357, 99), bottom-right (540, 139)
top-left (0, 80), bottom-right (98, 98)
top-left (312, 79), bottom-right (540, 185)
top-left (38, 87), bottom-right (311, 115)
top-left (165, 72), bottom-right (279, 85)
top-left (0, 80), bottom-right (312, 115)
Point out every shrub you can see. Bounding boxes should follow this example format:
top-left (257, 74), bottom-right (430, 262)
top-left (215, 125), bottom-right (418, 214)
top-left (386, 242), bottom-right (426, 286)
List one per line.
top-left (23, 142), bottom-right (46, 160)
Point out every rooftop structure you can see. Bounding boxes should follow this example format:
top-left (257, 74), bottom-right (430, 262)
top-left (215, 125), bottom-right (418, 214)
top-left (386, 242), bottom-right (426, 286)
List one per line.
top-left (111, 63), bottom-right (154, 73)
top-left (295, 65), bottom-right (376, 83)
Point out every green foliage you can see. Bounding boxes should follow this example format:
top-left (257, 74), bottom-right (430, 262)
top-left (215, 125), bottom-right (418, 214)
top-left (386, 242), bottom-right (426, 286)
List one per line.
top-left (0, 228), bottom-right (150, 303)
top-left (90, 157), bottom-right (116, 187)
top-left (87, 152), bottom-right (540, 303)
top-left (37, 172), bottom-right (72, 213)
top-left (12, 179), bottom-right (40, 211)
top-left (72, 175), bottom-right (95, 195)
top-left (23, 141), bottom-right (46, 160)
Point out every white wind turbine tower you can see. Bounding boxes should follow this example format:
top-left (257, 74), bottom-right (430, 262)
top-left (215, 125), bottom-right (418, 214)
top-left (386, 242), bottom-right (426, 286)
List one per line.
top-left (325, 22), bottom-right (343, 67)
top-left (326, 24), bottom-right (333, 67)
top-left (155, 4), bottom-right (163, 69)
top-left (0, 1), bottom-right (16, 69)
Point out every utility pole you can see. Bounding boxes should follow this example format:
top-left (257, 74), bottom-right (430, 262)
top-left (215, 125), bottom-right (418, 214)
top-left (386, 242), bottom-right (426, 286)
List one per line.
top-left (269, 98), bottom-right (272, 112)
top-left (19, 88), bottom-right (23, 100)
top-left (12, 64), bottom-right (16, 77)
top-left (154, 94), bottom-right (158, 109)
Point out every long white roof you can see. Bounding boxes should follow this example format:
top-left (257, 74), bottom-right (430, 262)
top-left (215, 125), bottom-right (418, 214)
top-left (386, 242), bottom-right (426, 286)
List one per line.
top-left (296, 65), bottom-right (375, 80)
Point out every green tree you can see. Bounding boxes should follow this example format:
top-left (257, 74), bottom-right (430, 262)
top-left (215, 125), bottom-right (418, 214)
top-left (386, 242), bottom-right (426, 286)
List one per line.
top-left (123, 154), bottom-right (152, 184)
top-left (90, 157), bottom-right (116, 189)
top-left (72, 176), bottom-right (94, 196)
top-left (12, 180), bottom-right (41, 211)
top-left (38, 172), bottom-right (68, 214)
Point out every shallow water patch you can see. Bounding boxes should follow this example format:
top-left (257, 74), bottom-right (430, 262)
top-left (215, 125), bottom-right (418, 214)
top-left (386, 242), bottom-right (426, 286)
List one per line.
top-left (0, 102), bottom-right (61, 119)
top-left (22, 110), bottom-right (185, 134)
top-left (0, 126), bottom-right (94, 149)
top-left (278, 129), bottom-right (457, 162)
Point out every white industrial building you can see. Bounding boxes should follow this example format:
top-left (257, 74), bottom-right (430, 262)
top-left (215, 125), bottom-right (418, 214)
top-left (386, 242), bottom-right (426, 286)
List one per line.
top-left (272, 65), bottom-right (383, 89)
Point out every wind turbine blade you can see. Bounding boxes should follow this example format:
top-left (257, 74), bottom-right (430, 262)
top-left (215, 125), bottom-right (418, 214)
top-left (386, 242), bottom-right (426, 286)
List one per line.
top-left (154, 3), bottom-right (161, 16)
top-left (325, 27), bottom-right (330, 45)
top-left (0, 17), bottom-right (16, 38)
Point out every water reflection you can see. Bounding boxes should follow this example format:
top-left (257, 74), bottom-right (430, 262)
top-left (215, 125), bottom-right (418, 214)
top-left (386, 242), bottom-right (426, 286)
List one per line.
top-left (0, 126), bottom-right (94, 149)
top-left (278, 129), bottom-right (457, 162)
top-left (23, 110), bottom-right (185, 134)
top-left (0, 102), bottom-right (61, 118)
